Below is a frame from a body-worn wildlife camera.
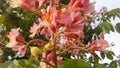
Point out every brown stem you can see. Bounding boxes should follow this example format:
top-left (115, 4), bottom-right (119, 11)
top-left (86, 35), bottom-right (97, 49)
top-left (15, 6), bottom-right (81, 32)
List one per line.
top-left (26, 39), bottom-right (47, 46)
top-left (50, 0), bottom-right (54, 6)
top-left (57, 46), bottom-right (89, 56)
top-left (72, 47), bottom-right (89, 52)
top-left (42, 59), bottom-right (55, 67)
top-left (50, 32), bottom-right (58, 68)
top-left (57, 46), bottom-right (73, 55)
top-left (0, 42), bottom-right (5, 45)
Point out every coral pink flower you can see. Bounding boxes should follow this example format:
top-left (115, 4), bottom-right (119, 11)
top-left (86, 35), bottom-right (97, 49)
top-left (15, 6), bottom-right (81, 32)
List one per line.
top-left (12, 42), bottom-right (27, 55)
top-left (57, 56), bottom-right (62, 64)
top-left (53, 9), bottom-right (84, 30)
top-left (38, 62), bottom-right (47, 68)
top-left (79, 30), bottom-right (84, 37)
top-left (6, 28), bottom-right (20, 47)
top-left (87, 33), bottom-right (109, 51)
top-left (9, 0), bottom-right (32, 10)
top-left (47, 52), bottom-right (62, 65)
top-left (39, 0), bottom-right (59, 5)
top-left (40, 27), bottom-right (51, 36)
top-left (40, 6), bottom-right (59, 32)
top-left (67, 0), bottom-right (95, 14)
top-left (29, 23), bottom-right (42, 38)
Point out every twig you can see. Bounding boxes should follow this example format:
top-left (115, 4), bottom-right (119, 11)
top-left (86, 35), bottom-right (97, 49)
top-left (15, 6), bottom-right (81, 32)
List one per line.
top-left (57, 46), bottom-right (73, 55)
top-left (42, 59), bottom-right (55, 67)
top-left (26, 39), bottom-right (47, 46)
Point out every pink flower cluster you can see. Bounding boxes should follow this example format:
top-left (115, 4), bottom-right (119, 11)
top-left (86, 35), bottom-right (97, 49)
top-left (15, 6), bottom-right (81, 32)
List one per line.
top-left (9, 0), bottom-right (59, 11)
top-left (29, 0), bottom-right (95, 40)
top-left (87, 33), bottom-right (109, 52)
top-left (6, 28), bottom-right (27, 55)
top-left (7, 0), bottom-right (110, 68)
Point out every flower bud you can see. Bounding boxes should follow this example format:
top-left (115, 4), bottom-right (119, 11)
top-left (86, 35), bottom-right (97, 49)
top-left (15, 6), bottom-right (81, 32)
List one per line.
top-left (43, 43), bottom-right (51, 53)
top-left (30, 47), bottom-right (41, 57)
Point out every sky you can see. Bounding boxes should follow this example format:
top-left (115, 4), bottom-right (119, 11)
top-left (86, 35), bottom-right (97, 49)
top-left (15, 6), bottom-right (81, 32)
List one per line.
top-left (91, 0), bottom-right (120, 63)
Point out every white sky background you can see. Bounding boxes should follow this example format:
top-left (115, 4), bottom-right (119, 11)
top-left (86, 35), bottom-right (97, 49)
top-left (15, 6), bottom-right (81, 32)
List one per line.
top-left (90, 0), bottom-right (120, 63)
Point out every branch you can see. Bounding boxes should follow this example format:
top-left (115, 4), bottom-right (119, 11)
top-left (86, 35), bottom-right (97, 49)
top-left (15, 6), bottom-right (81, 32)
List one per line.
top-left (57, 46), bottom-right (73, 55)
top-left (42, 59), bottom-right (55, 67)
top-left (26, 39), bottom-right (47, 46)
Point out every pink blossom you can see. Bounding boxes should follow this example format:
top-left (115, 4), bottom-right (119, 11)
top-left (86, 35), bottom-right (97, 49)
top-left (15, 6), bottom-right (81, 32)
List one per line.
top-left (12, 43), bottom-right (27, 55)
top-left (57, 44), bottom-right (63, 49)
top-left (6, 28), bottom-right (20, 47)
top-left (99, 32), bottom-right (104, 39)
top-left (57, 56), bottom-right (62, 64)
top-left (9, 0), bottom-right (32, 10)
top-left (64, 32), bottom-right (79, 39)
top-left (47, 53), bottom-right (53, 64)
top-left (69, 24), bottom-right (83, 32)
top-left (41, 6), bottom-right (59, 32)
top-left (56, 11), bottom-right (74, 25)
top-left (47, 53), bottom-right (62, 65)
top-left (87, 33), bottom-right (109, 52)
top-left (39, 0), bottom-right (59, 5)
top-left (29, 23), bottom-right (42, 38)
top-left (40, 27), bottom-right (51, 36)
top-left (67, 0), bottom-right (95, 14)
top-left (52, 9), bottom-right (84, 31)
top-left (79, 30), bottom-right (84, 38)
top-left (38, 62), bottom-right (47, 68)
top-left (33, 0), bottom-right (40, 9)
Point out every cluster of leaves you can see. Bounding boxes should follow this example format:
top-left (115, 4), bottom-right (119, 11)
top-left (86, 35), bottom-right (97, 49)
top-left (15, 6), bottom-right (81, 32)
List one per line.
top-left (98, 8), bottom-right (120, 34)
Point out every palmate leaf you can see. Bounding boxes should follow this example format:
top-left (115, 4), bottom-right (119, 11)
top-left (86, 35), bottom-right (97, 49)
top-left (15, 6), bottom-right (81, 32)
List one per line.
top-left (104, 8), bottom-right (120, 20)
top-left (99, 8), bottom-right (120, 34)
top-left (98, 21), bottom-right (115, 33)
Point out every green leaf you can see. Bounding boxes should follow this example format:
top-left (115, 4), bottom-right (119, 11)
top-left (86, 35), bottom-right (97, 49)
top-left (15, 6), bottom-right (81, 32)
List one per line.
top-left (108, 61), bottom-right (117, 68)
top-left (100, 52), bottom-right (105, 60)
top-left (115, 23), bottom-right (120, 33)
top-left (100, 22), bottom-right (110, 33)
top-left (94, 57), bottom-right (99, 64)
top-left (0, 60), bottom-right (19, 68)
top-left (61, 59), bottom-right (91, 68)
top-left (89, 56), bottom-right (93, 63)
top-left (106, 52), bottom-right (114, 60)
top-left (94, 64), bottom-right (107, 68)
top-left (18, 59), bottom-right (38, 68)
top-left (18, 59), bottom-right (28, 68)
top-left (107, 22), bottom-right (114, 32)
top-left (104, 8), bottom-right (120, 20)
